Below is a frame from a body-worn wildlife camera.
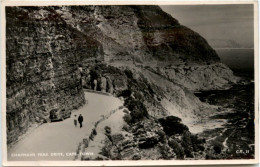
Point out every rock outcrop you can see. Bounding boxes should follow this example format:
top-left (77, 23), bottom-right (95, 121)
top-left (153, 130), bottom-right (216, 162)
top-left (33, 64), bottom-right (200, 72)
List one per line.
top-left (98, 118), bottom-right (206, 160)
top-left (6, 6), bottom-right (102, 144)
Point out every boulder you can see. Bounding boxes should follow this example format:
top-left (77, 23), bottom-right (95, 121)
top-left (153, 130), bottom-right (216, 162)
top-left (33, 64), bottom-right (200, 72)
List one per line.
top-left (106, 76), bottom-right (114, 94)
top-left (111, 133), bottom-right (125, 144)
top-left (100, 76), bottom-right (107, 92)
top-left (109, 147), bottom-right (120, 160)
top-left (138, 133), bottom-right (160, 149)
top-left (113, 76), bottom-right (127, 91)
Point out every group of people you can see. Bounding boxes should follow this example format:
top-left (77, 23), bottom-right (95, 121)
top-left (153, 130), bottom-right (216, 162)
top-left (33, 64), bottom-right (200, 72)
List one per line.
top-left (74, 114), bottom-right (84, 128)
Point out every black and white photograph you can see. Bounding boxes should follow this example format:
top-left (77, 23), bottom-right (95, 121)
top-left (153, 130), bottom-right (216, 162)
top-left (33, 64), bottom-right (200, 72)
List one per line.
top-left (2, 1), bottom-right (258, 165)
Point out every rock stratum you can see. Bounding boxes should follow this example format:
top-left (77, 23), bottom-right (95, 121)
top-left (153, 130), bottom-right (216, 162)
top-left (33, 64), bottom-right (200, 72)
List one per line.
top-left (6, 6), bottom-right (102, 144)
top-left (6, 5), bottom-right (238, 158)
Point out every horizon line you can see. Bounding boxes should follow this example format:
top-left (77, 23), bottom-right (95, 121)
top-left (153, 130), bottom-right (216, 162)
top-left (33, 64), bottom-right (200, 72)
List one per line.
top-left (214, 48), bottom-right (254, 50)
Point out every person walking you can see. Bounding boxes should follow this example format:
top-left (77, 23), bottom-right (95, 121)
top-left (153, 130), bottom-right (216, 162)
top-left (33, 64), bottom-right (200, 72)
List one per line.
top-left (74, 115), bottom-right (77, 127)
top-left (78, 114), bottom-right (84, 128)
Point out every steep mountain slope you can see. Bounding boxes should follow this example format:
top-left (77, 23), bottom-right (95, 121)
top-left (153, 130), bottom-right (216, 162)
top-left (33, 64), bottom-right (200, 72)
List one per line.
top-left (57, 5), bottom-right (220, 65)
top-left (57, 5), bottom-right (238, 90)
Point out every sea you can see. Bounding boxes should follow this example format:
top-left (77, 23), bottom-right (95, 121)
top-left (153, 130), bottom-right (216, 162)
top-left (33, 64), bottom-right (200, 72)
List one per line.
top-left (194, 48), bottom-right (255, 159)
top-left (216, 48), bottom-right (254, 79)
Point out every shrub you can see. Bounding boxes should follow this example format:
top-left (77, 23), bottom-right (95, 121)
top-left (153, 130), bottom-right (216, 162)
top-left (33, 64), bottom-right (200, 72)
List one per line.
top-left (92, 128), bottom-right (97, 136)
top-left (197, 145), bottom-right (205, 151)
top-left (138, 137), bottom-right (159, 149)
top-left (124, 97), bottom-right (149, 123)
top-left (118, 89), bottom-right (132, 97)
top-left (190, 134), bottom-right (205, 151)
top-left (89, 134), bottom-right (94, 141)
top-left (157, 129), bottom-right (166, 142)
top-left (166, 116), bottom-right (182, 123)
top-left (168, 138), bottom-right (185, 159)
top-left (158, 116), bottom-right (189, 136)
top-left (104, 126), bottom-right (111, 134)
top-left (123, 113), bottom-right (132, 124)
top-left (101, 138), bottom-right (112, 157)
top-left (90, 70), bottom-right (99, 80)
top-left (123, 109), bottom-right (129, 114)
top-left (122, 124), bottom-right (130, 132)
top-left (159, 143), bottom-right (172, 160)
top-left (124, 69), bottom-right (133, 79)
top-left (182, 131), bottom-right (192, 148)
top-left (132, 154), bottom-right (141, 160)
top-left (213, 145), bottom-right (222, 154)
top-left (184, 148), bottom-right (193, 158)
top-left (202, 138), bottom-right (206, 143)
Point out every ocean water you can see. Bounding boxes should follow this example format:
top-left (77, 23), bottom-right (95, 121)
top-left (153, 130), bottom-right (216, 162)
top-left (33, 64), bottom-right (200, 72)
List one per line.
top-left (193, 49), bottom-right (255, 159)
top-left (216, 48), bottom-right (254, 79)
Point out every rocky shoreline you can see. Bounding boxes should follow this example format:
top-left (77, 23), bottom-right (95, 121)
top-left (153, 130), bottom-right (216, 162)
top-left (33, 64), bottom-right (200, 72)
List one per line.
top-left (196, 81), bottom-right (255, 159)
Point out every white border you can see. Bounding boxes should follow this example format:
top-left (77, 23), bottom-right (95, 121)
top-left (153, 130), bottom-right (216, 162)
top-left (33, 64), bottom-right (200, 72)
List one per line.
top-left (1, 0), bottom-right (259, 166)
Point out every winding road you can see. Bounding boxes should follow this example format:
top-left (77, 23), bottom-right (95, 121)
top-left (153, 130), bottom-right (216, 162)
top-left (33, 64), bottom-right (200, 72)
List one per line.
top-left (8, 91), bottom-right (123, 161)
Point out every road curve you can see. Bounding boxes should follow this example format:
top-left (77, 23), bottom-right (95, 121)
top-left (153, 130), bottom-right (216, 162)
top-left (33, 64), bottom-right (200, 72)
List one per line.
top-left (7, 92), bottom-right (123, 161)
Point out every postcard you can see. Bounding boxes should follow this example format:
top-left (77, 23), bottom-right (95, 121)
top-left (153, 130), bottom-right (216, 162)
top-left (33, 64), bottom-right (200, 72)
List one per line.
top-left (1, 0), bottom-right (259, 166)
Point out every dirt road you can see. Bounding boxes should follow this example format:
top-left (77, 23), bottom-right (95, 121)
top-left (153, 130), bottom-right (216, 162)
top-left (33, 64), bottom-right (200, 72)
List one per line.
top-left (8, 91), bottom-right (123, 161)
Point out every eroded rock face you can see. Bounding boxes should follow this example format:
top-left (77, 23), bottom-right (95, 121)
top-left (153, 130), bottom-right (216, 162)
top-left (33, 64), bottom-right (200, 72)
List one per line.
top-left (156, 63), bottom-right (239, 91)
top-left (101, 120), bottom-right (164, 160)
top-left (59, 5), bottom-right (237, 94)
top-left (59, 6), bottom-right (220, 65)
top-left (6, 6), bottom-right (102, 144)
top-left (100, 118), bottom-right (206, 160)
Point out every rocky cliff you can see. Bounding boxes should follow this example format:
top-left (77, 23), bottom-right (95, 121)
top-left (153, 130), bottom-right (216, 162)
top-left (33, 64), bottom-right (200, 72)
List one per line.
top-left (6, 6), bottom-right (103, 144)
top-left (57, 6), bottom-right (220, 65)
top-left (6, 5), bottom-right (238, 148)
top-left (56, 5), bottom-right (238, 90)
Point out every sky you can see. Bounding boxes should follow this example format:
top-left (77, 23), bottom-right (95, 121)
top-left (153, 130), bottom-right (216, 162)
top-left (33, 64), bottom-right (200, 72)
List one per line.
top-left (160, 5), bottom-right (254, 49)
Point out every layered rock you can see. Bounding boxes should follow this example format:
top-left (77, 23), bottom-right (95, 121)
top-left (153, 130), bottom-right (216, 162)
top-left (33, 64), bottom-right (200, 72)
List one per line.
top-left (56, 6), bottom-right (220, 65)
top-left (98, 118), bottom-right (206, 160)
top-left (53, 5), bottom-right (237, 90)
top-left (146, 63), bottom-right (238, 91)
top-left (6, 6), bottom-right (102, 144)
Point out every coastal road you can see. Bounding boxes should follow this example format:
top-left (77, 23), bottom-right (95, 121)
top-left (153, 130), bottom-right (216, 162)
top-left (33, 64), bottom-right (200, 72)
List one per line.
top-left (7, 91), bottom-right (123, 161)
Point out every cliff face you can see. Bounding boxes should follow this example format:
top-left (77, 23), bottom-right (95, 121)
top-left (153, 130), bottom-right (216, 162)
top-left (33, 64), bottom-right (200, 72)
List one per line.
top-left (6, 6), bottom-right (103, 144)
top-left (57, 5), bottom-right (237, 90)
top-left (58, 6), bottom-right (220, 65)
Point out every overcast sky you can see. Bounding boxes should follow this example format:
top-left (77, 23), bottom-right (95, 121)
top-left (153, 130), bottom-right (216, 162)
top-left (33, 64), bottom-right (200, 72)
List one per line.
top-left (160, 5), bottom-right (254, 49)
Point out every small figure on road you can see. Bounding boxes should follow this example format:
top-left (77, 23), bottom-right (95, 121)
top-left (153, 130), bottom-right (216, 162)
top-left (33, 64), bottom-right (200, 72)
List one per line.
top-left (78, 114), bottom-right (84, 128)
top-left (74, 115), bottom-right (77, 127)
